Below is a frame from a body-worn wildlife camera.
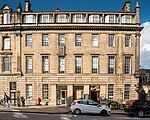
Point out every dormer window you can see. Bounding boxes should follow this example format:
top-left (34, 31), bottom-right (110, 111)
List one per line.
top-left (105, 15), bottom-right (116, 23)
top-left (3, 12), bottom-right (10, 24)
top-left (56, 14), bottom-right (69, 23)
top-left (89, 15), bottom-right (101, 23)
top-left (121, 15), bottom-right (133, 24)
top-left (73, 14), bottom-right (86, 23)
top-left (23, 15), bottom-right (36, 23)
top-left (39, 14), bottom-right (53, 23)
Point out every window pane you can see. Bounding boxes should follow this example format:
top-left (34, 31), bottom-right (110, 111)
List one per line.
top-left (26, 34), bottom-right (32, 47)
top-left (42, 34), bottom-right (49, 46)
top-left (3, 57), bottom-right (10, 72)
top-left (3, 37), bottom-right (10, 50)
top-left (26, 56), bottom-right (32, 73)
top-left (40, 14), bottom-right (53, 23)
top-left (59, 35), bottom-right (65, 46)
top-left (42, 56), bottom-right (49, 73)
top-left (92, 56), bottom-right (99, 73)
top-left (59, 56), bottom-right (65, 73)
top-left (75, 35), bottom-right (82, 46)
top-left (26, 84), bottom-right (32, 100)
top-left (109, 15), bottom-right (115, 23)
top-left (56, 14), bottom-right (69, 23)
top-left (73, 14), bottom-right (86, 23)
top-left (108, 56), bottom-right (115, 74)
top-left (124, 57), bottom-right (131, 74)
top-left (42, 84), bottom-right (48, 99)
top-left (3, 12), bottom-right (10, 24)
top-left (124, 84), bottom-right (130, 100)
top-left (125, 35), bottom-right (131, 47)
top-left (109, 34), bottom-right (115, 47)
top-left (75, 56), bottom-right (82, 73)
top-left (108, 84), bottom-right (114, 100)
top-left (89, 15), bottom-right (100, 23)
top-left (92, 35), bottom-right (98, 46)
top-left (24, 15), bottom-right (36, 23)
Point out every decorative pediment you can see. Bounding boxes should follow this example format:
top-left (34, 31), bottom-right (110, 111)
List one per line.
top-left (1, 4), bottom-right (12, 11)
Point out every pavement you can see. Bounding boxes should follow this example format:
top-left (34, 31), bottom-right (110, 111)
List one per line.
top-left (0, 105), bottom-right (127, 115)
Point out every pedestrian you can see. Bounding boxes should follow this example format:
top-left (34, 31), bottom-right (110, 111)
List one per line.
top-left (3, 93), bottom-right (9, 107)
top-left (107, 100), bottom-right (111, 108)
top-left (36, 97), bottom-right (41, 106)
top-left (21, 96), bottom-right (25, 106)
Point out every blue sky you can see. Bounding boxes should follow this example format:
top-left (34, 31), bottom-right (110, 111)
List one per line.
top-left (0, 0), bottom-right (150, 69)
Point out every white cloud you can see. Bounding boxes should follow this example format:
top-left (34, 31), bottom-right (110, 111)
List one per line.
top-left (140, 22), bottom-right (150, 68)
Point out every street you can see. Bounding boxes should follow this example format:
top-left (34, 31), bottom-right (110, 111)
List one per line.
top-left (0, 112), bottom-right (150, 120)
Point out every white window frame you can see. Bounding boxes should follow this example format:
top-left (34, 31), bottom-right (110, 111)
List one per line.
top-left (73, 14), bottom-right (86, 23)
top-left (105, 15), bottom-right (116, 23)
top-left (89, 15), bottom-right (100, 23)
top-left (124, 56), bottom-right (131, 74)
top-left (42, 56), bottom-right (49, 73)
top-left (75, 56), bottom-right (82, 74)
top-left (3, 12), bottom-right (10, 24)
top-left (42, 84), bottom-right (49, 99)
top-left (125, 35), bottom-right (131, 47)
top-left (109, 34), bottom-right (115, 47)
top-left (42, 34), bottom-right (49, 46)
top-left (26, 56), bottom-right (33, 74)
top-left (108, 56), bottom-right (116, 74)
top-left (124, 84), bottom-right (130, 100)
top-left (58, 34), bottom-right (65, 46)
top-left (59, 56), bottom-right (65, 74)
top-left (26, 84), bottom-right (32, 100)
top-left (40, 14), bottom-right (53, 23)
top-left (121, 15), bottom-right (133, 24)
top-left (92, 56), bottom-right (99, 74)
top-left (108, 84), bottom-right (114, 100)
top-left (24, 15), bottom-right (36, 23)
top-left (92, 35), bottom-right (99, 47)
top-left (26, 34), bottom-right (32, 47)
top-left (3, 37), bottom-right (10, 50)
top-left (75, 34), bottom-right (82, 46)
top-left (56, 14), bottom-right (69, 23)
top-left (3, 57), bottom-right (10, 72)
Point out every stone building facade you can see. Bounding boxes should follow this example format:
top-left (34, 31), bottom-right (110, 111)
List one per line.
top-left (0, 0), bottom-right (143, 106)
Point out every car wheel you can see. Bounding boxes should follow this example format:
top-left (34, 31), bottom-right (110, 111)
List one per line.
top-left (137, 110), bottom-right (145, 118)
top-left (74, 109), bottom-right (81, 115)
top-left (100, 110), bottom-right (107, 116)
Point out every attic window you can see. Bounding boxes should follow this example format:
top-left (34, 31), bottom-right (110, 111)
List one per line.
top-left (3, 12), bottom-right (10, 24)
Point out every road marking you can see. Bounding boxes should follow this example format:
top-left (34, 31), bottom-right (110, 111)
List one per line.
top-left (12, 109), bottom-right (28, 119)
top-left (60, 114), bottom-right (71, 120)
top-left (116, 117), bottom-right (142, 120)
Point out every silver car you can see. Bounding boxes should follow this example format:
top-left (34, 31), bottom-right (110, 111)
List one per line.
top-left (70, 99), bottom-right (111, 115)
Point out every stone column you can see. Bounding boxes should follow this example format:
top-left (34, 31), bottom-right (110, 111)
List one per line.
top-left (50, 84), bottom-right (56, 106)
top-left (84, 85), bottom-right (89, 99)
top-left (67, 85), bottom-right (73, 105)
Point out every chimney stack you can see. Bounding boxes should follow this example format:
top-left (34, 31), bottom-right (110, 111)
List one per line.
top-left (122, 0), bottom-right (131, 12)
top-left (25, 0), bottom-right (31, 12)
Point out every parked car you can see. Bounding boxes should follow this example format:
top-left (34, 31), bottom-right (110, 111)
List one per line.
top-left (124, 100), bottom-right (150, 117)
top-left (70, 99), bottom-right (111, 115)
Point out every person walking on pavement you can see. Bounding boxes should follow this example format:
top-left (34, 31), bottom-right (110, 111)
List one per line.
top-left (21, 96), bottom-right (25, 106)
top-left (3, 93), bottom-right (10, 107)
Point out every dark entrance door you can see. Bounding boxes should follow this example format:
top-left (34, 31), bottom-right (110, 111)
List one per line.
top-left (91, 91), bottom-right (97, 102)
top-left (10, 82), bottom-right (17, 105)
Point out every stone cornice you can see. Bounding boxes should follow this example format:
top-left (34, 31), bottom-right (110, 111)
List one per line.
top-left (0, 26), bottom-right (143, 32)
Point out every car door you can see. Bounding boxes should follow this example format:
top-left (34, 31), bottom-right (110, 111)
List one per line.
top-left (145, 101), bottom-right (150, 114)
top-left (87, 100), bottom-right (100, 114)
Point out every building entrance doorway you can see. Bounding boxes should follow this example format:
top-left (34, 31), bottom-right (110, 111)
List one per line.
top-left (57, 86), bottom-right (67, 105)
top-left (9, 82), bottom-right (17, 105)
top-left (90, 85), bottom-right (100, 103)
